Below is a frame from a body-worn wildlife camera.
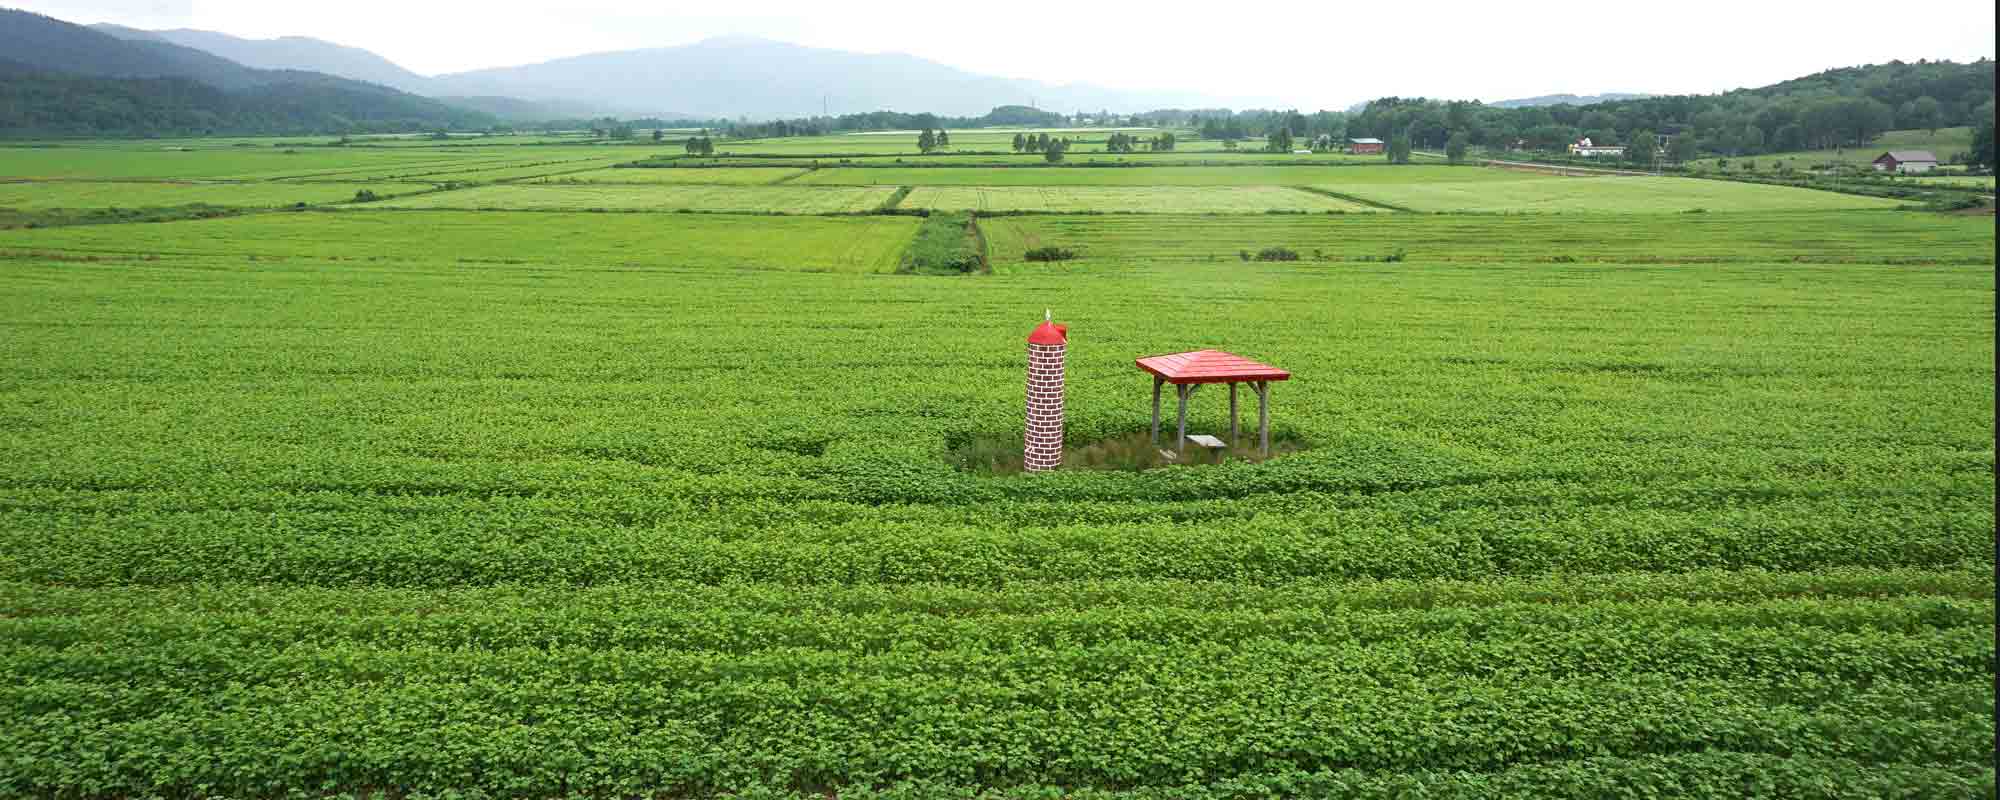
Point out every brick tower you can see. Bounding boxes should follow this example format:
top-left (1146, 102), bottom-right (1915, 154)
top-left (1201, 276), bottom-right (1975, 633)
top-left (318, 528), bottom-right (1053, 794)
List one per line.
top-left (1025, 311), bottom-right (1068, 472)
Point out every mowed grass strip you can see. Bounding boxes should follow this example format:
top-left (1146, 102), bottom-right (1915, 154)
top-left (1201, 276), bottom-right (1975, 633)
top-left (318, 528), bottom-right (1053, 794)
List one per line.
top-left (0, 181), bottom-right (424, 209)
top-left (793, 165), bottom-right (1513, 186)
top-left (903, 185), bottom-right (1377, 213)
top-left (1331, 175), bottom-right (1905, 213)
top-left (980, 210), bottom-right (1995, 265)
top-left (0, 210), bottom-right (919, 272)
top-left (375, 184), bottom-right (898, 213)
top-left (539, 167), bottom-right (811, 185)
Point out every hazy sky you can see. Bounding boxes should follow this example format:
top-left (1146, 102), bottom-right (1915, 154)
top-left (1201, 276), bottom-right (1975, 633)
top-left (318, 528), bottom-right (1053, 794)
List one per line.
top-left (18, 0), bottom-right (1997, 109)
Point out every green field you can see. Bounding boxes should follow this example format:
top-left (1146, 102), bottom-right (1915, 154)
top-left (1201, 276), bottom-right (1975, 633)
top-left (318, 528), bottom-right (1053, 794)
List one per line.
top-left (980, 209), bottom-right (1994, 266)
top-left (1906, 175), bottom-right (1999, 190)
top-left (794, 165), bottom-right (1500, 186)
top-left (0, 146), bottom-right (476, 180)
top-left (544, 166), bottom-right (811, 184)
top-left (0, 180), bottom-right (430, 210)
top-left (375, 183), bottom-right (898, 213)
top-left (1691, 127), bottom-right (1978, 170)
top-left (0, 132), bottom-right (1994, 798)
top-left (0, 210), bottom-right (917, 271)
top-left (1329, 175), bottom-right (1903, 212)
top-left (904, 185), bottom-right (1377, 213)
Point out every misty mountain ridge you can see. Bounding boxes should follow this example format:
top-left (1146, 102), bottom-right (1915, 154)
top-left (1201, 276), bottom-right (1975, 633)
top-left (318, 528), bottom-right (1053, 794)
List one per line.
top-left (78, 23), bottom-right (1240, 119)
top-left (425, 36), bottom-right (1234, 119)
top-left (1490, 92), bottom-right (1654, 108)
top-left (0, 9), bottom-right (490, 135)
top-left (90, 23), bottom-right (436, 94)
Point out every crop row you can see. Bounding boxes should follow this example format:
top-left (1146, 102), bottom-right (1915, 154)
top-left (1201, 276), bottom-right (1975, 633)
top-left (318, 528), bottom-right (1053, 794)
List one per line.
top-left (1, 490), bottom-right (1986, 587)
top-left (4, 666), bottom-right (1988, 796)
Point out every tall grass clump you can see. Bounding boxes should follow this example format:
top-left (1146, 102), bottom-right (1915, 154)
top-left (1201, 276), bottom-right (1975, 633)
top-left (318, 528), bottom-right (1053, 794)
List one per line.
top-left (898, 212), bottom-right (983, 274)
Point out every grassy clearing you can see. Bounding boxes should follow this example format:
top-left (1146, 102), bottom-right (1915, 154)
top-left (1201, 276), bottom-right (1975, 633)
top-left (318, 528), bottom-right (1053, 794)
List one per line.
top-left (1331, 175), bottom-right (1903, 212)
top-left (374, 183), bottom-right (898, 213)
top-left (904, 185), bottom-right (1377, 213)
top-left (1688, 126), bottom-right (1977, 170)
top-left (0, 210), bottom-right (919, 272)
top-left (793, 165), bottom-right (1506, 186)
top-left (979, 209), bottom-right (1994, 266)
top-left (540, 167), bottom-right (811, 184)
top-left (0, 181), bottom-right (425, 209)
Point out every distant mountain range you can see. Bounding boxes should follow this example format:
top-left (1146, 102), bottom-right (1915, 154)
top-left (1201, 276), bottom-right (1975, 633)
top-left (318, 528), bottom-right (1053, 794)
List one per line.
top-left (0, 9), bottom-right (490, 136)
top-left (1490, 93), bottom-right (1653, 108)
top-left (422, 36), bottom-right (1231, 119)
top-left (83, 24), bottom-right (1236, 120)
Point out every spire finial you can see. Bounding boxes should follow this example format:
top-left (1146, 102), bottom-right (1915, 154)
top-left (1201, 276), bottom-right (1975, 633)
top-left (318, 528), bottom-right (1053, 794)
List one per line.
top-left (1045, 309), bottom-right (1051, 321)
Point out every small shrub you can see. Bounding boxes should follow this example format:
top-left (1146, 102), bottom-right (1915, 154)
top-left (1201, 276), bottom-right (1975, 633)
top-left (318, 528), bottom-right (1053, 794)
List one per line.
top-left (1238, 250), bottom-right (1251, 262)
top-left (1383, 248), bottom-right (1407, 263)
top-left (1549, 254), bottom-right (1578, 263)
top-left (1023, 246), bottom-right (1077, 262)
top-left (1254, 247), bottom-right (1300, 262)
top-left (353, 190), bottom-right (381, 203)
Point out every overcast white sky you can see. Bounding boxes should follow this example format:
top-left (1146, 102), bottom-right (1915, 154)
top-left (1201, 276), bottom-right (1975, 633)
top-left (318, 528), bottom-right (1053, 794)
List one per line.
top-left (16, 0), bottom-right (1997, 109)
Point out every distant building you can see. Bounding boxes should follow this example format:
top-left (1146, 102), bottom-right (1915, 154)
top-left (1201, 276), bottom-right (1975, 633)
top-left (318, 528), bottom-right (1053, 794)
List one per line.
top-left (1291, 149), bottom-right (1313, 154)
top-left (1568, 137), bottom-right (1626, 157)
top-left (1873, 151), bottom-right (1939, 173)
top-left (1349, 138), bottom-right (1384, 155)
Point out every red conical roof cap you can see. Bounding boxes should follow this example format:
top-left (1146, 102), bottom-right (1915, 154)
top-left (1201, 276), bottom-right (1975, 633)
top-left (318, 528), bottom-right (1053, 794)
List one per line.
top-left (1028, 320), bottom-right (1066, 344)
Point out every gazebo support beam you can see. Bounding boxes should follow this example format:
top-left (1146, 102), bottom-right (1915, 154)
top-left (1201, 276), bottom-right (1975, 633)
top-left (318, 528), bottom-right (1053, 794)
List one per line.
top-left (1175, 384), bottom-right (1189, 452)
top-left (1150, 376), bottom-right (1163, 444)
top-left (1255, 381), bottom-right (1271, 456)
top-left (1229, 383), bottom-right (1239, 444)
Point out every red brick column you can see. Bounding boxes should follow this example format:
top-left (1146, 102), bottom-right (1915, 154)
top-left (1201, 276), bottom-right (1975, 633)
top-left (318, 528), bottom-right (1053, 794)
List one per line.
top-left (1025, 318), bottom-right (1067, 472)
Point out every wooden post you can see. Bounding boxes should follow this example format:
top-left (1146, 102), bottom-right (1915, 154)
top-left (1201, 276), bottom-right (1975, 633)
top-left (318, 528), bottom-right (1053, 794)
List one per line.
top-left (1229, 383), bottom-right (1239, 444)
top-left (1175, 384), bottom-right (1189, 452)
top-left (1256, 381), bottom-right (1271, 456)
top-left (1150, 376), bottom-right (1163, 444)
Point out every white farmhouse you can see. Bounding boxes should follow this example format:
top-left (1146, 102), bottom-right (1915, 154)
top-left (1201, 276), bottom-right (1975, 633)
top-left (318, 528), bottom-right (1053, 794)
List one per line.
top-left (1567, 137), bottom-right (1627, 157)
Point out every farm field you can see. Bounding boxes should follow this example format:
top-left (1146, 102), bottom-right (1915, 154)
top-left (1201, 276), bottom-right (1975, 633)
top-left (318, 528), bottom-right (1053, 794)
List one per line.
top-left (1329, 175), bottom-right (1904, 212)
top-left (374, 183), bottom-right (898, 213)
top-left (794, 165), bottom-right (1504, 186)
top-left (0, 180), bottom-right (426, 209)
top-left (0, 145), bottom-right (465, 180)
top-left (979, 209), bottom-right (1997, 266)
top-left (544, 166), bottom-right (812, 184)
top-left (904, 185), bottom-right (1377, 213)
top-left (1907, 174), bottom-right (1998, 190)
top-left (0, 210), bottom-right (918, 271)
top-left (1688, 126), bottom-right (1977, 170)
top-left (0, 132), bottom-right (1994, 798)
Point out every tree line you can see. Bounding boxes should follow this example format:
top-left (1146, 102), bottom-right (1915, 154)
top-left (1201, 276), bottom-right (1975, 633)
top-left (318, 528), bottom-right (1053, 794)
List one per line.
top-left (1344, 59), bottom-right (1993, 162)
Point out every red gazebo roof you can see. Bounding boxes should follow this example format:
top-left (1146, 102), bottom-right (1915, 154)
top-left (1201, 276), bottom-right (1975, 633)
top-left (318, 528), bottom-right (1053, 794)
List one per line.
top-left (1135, 350), bottom-right (1290, 384)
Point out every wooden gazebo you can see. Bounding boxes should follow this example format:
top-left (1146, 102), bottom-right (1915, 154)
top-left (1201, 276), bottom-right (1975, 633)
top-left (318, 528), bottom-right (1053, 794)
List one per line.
top-left (1135, 350), bottom-right (1291, 455)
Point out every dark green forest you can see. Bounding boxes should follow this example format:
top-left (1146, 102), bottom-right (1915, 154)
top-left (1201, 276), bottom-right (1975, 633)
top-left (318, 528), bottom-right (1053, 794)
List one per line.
top-left (1345, 59), bottom-right (1994, 156)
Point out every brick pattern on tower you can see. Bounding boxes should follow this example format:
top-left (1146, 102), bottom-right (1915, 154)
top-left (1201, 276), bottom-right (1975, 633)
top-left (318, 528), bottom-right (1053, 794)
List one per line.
top-left (1024, 319), bottom-right (1067, 472)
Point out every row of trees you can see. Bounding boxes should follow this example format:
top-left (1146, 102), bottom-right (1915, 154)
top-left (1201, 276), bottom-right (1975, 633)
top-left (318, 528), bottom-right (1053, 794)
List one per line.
top-left (1103, 132), bottom-right (1178, 152)
top-left (1011, 132), bottom-right (1071, 153)
top-left (916, 127), bottom-right (952, 152)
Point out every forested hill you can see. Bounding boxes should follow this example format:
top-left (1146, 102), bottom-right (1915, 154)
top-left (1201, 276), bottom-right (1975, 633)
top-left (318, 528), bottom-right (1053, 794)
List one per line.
top-left (0, 9), bottom-right (492, 137)
top-left (1346, 58), bottom-right (1994, 155)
